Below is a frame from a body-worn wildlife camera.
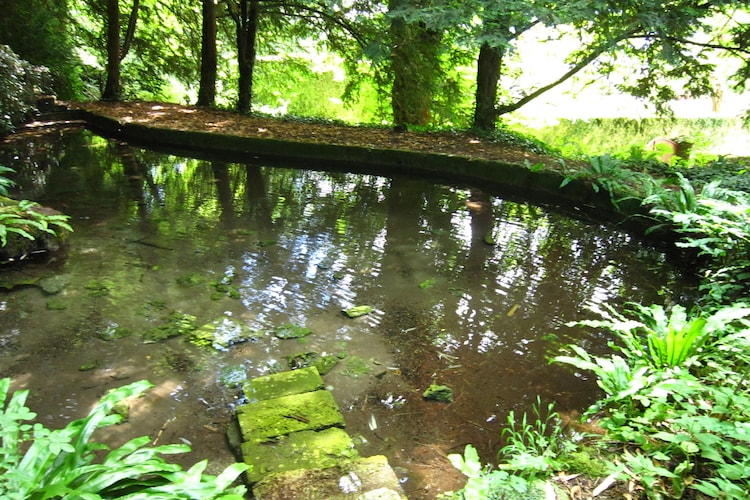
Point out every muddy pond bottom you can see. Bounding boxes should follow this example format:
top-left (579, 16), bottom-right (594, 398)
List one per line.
top-left (0, 128), bottom-right (694, 497)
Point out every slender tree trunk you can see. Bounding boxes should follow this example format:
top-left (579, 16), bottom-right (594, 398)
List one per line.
top-left (237, 0), bottom-right (259, 114)
top-left (472, 42), bottom-right (503, 132)
top-left (102, 0), bottom-right (121, 100)
top-left (197, 0), bottom-right (217, 106)
top-left (121, 0), bottom-right (139, 60)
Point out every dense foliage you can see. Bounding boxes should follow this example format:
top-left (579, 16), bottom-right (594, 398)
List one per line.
top-left (0, 46), bottom-right (51, 136)
top-left (0, 0), bottom-right (81, 100)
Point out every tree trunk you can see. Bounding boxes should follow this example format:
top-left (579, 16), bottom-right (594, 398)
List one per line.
top-left (237, 0), bottom-right (259, 114)
top-left (102, 0), bottom-right (121, 101)
top-left (197, 0), bottom-right (217, 107)
top-left (472, 42), bottom-right (503, 132)
top-left (389, 0), bottom-right (440, 131)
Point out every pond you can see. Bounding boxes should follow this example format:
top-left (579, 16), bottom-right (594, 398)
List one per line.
top-left (0, 127), bottom-right (694, 497)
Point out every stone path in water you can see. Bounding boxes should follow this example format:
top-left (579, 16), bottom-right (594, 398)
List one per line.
top-left (229, 366), bottom-right (407, 499)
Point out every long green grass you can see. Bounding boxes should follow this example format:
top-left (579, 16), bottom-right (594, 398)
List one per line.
top-left (516, 117), bottom-right (750, 159)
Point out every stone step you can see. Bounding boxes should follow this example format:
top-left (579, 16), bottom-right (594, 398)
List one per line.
top-left (243, 427), bottom-right (358, 484)
top-left (233, 366), bottom-right (408, 498)
top-left (236, 389), bottom-right (345, 445)
top-left (253, 455), bottom-right (407, 500)
top-left (243, 365), bottom-right (324, 402)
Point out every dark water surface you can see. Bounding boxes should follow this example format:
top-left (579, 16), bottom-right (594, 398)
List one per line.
top-left (0, 127), bottom-right (693, 496)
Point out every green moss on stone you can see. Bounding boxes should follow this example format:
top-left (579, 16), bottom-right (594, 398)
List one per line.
top-left (274, 323), bottom-right (313, 339)
top-left (243, 366), bottom-right (324, 403)
top-left (252, 455), bottom-right (406, 499)
top-left (423, 384), bottom-right (453, 403)
top-left (241, 427), bottom-right (358, 484)
top-left (236, 390), bottom-right (344, 444)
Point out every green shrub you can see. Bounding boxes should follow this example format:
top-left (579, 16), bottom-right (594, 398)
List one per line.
top-left (0, 378), bottom-right (248, 499)
top-left (0, 45), bottom-right (50, 135)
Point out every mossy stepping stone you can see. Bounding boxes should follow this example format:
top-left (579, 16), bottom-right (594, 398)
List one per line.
top-left (241, 427), bottom-right (358, 484)
top-left (243, 366), bottom-right (324, 403)
top-left (236, 390), bottom-right (344, 444)
top-left (252, 455), bottom-right (407, 499)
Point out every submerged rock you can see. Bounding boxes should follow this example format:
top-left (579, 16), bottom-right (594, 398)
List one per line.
top-left (190, 317), bottom-right (259, 350)
top-left (423, 384), bottom-right (453, 403)
top-left (274, 323), bottom-right (313, 339)
top-left (343, 305), bottom-right (373, 318)
top-left (142, 311), bottom-right (197, 343)
top-left (285, 351), bottom-right (340, 375)
top-left (38, 274), bottom-right (71, 294)
top-left (219, 364), bottom-right (248, 388)
top-left (97, 322), bottom-right (133, 341)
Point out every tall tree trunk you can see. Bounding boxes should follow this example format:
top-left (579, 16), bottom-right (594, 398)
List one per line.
top-left (237, 0), bottom-right (259, 114)
top-left (102, 0), bottom-right (121, 101)
top-left (389, 0), bottom-right (440, 131)
top-left (472, 42), bottom-right (503, 132)
top-left (197, 0), bottom-right (217, 106)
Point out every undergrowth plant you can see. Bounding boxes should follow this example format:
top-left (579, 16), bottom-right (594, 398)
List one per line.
top-left (0, 167), bottom-right (72, 248)
top-left (644, 174), bottom-right (750, 303)
top-left (560, 154), bottom-right (654, 209)
top-left (0, 199), bottom-right (73, 247)
top-left (498, 397), bottom-right (576, 479)
top-left (554, 302), bottom-right (750, 499)
top-left (443, 399), bottom-right (578, 500)
top-left (0, 378), bottom-right (248, 499)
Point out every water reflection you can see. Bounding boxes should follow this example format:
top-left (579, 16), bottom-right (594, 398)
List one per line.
top-left (0, 128), bottom-right (694, 494)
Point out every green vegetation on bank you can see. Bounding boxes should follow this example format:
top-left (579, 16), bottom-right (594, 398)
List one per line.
top-left (443, 148), bottom-right (750, 498)
top-left (519, 117), bottom-right (750, 161)
top-left (0, 378), bottom-right (247, 499)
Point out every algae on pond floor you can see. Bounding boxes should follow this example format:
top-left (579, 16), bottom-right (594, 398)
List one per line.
top-left (142, 311), bottom-right (197, 343)
top-left (190, 317), bottom-right (260, 350)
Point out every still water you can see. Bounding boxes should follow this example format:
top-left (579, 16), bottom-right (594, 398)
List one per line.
top-left (0, 127), bottom-right (692, 496)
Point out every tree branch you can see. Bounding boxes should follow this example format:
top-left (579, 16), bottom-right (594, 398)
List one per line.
top-left (496, 30), bottom-right (639, 116)
top-left (120, 0), bottom-right (139, 61)
top-left (658, 35), bottom-right (750, 56)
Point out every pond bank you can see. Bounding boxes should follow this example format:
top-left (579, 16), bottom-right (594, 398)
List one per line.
top-left (60, 101), bottom-right (649, 232)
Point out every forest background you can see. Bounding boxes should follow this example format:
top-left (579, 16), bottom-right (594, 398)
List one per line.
top-left (1, 0), bottom-right (749, 158)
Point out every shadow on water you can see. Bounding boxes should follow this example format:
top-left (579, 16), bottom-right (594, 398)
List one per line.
top-left (0, 127), bottom-right (696, 497)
